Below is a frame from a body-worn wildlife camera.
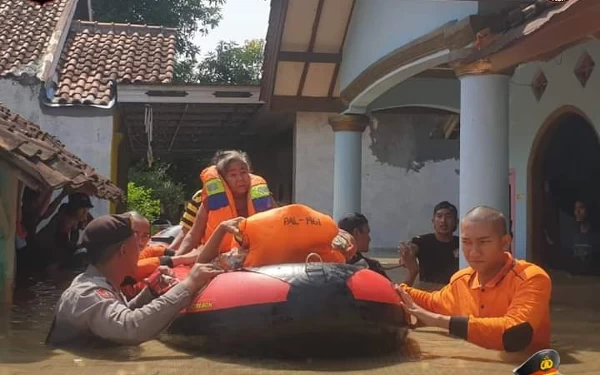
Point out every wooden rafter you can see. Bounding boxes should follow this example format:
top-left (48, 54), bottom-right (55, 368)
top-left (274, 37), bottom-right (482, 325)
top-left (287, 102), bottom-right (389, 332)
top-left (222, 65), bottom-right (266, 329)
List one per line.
top-left (296, 0), bottom-right (326, 97)
top-left (278, 51), bottom-right (341, 63)
top-left (329, 0), bottom-right (357, 98)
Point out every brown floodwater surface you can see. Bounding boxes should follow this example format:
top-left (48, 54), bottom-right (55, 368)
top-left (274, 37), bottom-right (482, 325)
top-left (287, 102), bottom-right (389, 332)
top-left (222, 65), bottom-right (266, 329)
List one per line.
top-left (1, 261), bottom-right (599, 375)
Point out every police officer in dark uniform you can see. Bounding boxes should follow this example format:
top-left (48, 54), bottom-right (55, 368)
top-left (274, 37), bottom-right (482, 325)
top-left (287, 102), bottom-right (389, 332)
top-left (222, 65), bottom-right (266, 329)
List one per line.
top-left (46, 213), bottom-right (223, 346)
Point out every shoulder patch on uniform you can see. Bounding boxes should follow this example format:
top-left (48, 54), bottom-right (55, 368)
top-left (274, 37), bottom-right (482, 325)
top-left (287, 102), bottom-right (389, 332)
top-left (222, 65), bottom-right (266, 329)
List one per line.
top-left (96, 288), bottom-right (116, 299)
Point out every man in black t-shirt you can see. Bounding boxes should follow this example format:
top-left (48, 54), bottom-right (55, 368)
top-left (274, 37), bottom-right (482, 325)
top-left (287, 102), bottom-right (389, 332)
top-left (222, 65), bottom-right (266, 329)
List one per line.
top-left (399, 201), bottom-right (459, 285)
top-left (338, 213), bottom-right (391, 280)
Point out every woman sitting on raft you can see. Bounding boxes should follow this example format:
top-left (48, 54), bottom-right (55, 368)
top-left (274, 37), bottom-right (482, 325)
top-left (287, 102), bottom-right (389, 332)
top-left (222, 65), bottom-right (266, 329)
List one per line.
top-left (176, 150), bottom-right (276, 256)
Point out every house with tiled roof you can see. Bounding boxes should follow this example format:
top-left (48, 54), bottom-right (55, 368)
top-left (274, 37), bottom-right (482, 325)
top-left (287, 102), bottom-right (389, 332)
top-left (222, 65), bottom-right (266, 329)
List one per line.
top-left (0, 0), bottom-right (294, 217)
top-left (261, 0), bottom-right (600, 271)
top-left (0, 0), bottom-right (296, 300)
top-left (0, 101), bottom-right (125, 301)
top-left (0, 0), bottom-right (181, 301)
top-left (0, 0), bottom-right (180, 217)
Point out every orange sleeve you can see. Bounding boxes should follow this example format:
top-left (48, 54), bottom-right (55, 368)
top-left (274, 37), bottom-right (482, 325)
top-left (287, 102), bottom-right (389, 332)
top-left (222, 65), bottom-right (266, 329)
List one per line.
top-left (452, 273), bottom-right (551, 352)
top-left (400, 283), bottom-right (456, 316)
top-left (139, 245), bottom-right (167, 259)
top-left (133, 257), bottom-right (161, 281)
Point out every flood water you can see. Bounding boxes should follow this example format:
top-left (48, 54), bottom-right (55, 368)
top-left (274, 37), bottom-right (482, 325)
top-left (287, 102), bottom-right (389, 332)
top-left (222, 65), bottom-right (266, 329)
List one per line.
top-left (1, 260), bottom-right (600, 375)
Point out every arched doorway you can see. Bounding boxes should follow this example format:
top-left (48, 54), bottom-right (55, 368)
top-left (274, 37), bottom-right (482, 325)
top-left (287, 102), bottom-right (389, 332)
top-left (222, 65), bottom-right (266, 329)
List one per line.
top-left (528, 106), bottom-right (600, 270)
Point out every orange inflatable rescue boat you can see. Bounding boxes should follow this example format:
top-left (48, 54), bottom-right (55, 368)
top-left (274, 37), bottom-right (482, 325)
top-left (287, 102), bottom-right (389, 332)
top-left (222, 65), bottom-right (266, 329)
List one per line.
top-left (158, 205), bottom-right (408, 356)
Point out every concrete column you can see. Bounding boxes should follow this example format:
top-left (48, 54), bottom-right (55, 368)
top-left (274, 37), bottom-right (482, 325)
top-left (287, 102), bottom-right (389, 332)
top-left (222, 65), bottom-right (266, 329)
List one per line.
top-left (459, 73), bottom-right (509, 267)
top-left (329, 114), bottom-right (369, 222)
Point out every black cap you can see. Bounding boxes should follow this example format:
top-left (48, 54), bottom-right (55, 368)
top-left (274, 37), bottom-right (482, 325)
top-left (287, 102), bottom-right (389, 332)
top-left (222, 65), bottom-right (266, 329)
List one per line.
top-left (68, 193), bottom-right (94, 209)
top-left (82, 214), bottom-right (133, 262)
top-left (513, 349), bottom-right (561, 375)
top-left (434, 201), bottom-right (457, 216)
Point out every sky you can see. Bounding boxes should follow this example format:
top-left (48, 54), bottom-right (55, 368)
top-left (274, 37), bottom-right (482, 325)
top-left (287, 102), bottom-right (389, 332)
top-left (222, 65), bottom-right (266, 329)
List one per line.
top-left (193, 0), bottom-right (271, 57)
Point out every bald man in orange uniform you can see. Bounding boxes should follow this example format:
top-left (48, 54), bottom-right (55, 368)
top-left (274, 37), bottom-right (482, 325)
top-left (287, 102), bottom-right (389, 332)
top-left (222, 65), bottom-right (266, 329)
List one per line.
top-left (397, 205), bottom-right (551, 353)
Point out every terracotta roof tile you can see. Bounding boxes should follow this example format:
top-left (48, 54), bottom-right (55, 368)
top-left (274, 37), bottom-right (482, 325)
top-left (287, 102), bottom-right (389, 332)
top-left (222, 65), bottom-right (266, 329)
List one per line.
top-left (0, 103), bottom-right (123, 201)
top-left (0, 0), bottom-right (74, 79)
top-left (53, 20), bottom-right (177, 106)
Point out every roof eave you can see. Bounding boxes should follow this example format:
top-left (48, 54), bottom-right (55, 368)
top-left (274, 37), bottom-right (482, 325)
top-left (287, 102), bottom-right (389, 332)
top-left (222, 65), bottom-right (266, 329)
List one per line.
top-left (38, 0), bottom-right (79, 83)
top-left (117, 83), bottom-right (263, 104)
top-left (259, 0), bottom-right (288, 104)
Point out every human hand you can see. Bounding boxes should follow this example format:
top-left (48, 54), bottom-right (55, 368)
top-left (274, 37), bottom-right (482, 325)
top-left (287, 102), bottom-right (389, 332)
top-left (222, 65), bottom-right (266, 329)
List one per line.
top-left (399, 245), bottom-right (419, 276)
top-left (219, 217), bottom-right (244, 235)
top-left (181, 263), bottom-right (224, 294)
top-left (395, 286), bottom-right (441, 328)
top-left (398, 241), bottom-right (417, 264)
top-left (157, 265), bottom-right (173, 276)
top-left (145, 270), bottom-right (179, 296)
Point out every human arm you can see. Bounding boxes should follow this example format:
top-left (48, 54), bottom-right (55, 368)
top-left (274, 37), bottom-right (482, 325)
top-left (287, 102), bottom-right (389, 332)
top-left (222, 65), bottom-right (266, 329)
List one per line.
top-left (176, 203), bottom-right (208, 256)
top-left (82, 264), bottom-right (223, 345)
top-left (396, 282), bottom-right (454, 315)
top-left (450, 273), bottom-right (551, 352)
top-left (169, 228), bottom-right (188, 251)
top-left (174, 193), bottom-right (202, 250)
top-left (397, 287), bottom-right (450, 329)
top-left (126, 287), bottom-right (155, 309)
top-left (195, 217), bottom-right (243, 263)
top-left (398, 273), bottom-right (552, 352)
top-left (171, 249), bottom-right (201, 267)
top-left (80, 283), bottom-right (193, 345)
top-left (139, 245), bottom-right (170, 259)
top-left (398, 246), bottom-right (419, 286)
top-left (398, 240), bottom-right (420, 286)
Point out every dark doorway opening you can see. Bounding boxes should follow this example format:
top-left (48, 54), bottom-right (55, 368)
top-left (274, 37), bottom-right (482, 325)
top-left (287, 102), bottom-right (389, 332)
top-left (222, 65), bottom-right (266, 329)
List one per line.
top-left (529, 108), bottom-right (600, 274)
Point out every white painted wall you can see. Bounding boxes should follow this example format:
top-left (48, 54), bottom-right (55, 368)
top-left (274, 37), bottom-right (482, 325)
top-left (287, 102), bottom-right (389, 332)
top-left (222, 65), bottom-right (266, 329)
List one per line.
top-left (0, 79), bottom-right (114, 217)
top-left (295, 112), bottom-right (459, 251)
top-left (340, 0), bottom-right (477, 91)
top-left (509, 39), bottom-right (600, 260)
top-left (294, 112), bottom-right (335, 215)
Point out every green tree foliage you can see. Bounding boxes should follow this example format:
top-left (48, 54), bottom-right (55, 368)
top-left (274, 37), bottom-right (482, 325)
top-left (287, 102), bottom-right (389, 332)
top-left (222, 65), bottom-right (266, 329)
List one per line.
top-left (92, 0), bottom-right (226, 82)
top-left (196, 39), bottom-right (265, 85)
top-left (128, 161), bottom-right (186, 222)
top-left (127, 182), bottom-right (161, 222)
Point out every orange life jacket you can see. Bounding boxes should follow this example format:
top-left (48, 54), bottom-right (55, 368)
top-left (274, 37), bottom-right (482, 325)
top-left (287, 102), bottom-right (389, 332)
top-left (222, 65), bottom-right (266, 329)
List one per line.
top-left (122, 244), bottom-right (172, 298)
top-left (235, 204), bottom-right (349, 267)
top-left (140, 244), bottom-right (167, 259)
top-left (200, 165), bottom-right (272, 252)
top-left (132, 244), bottom-right (169, 282)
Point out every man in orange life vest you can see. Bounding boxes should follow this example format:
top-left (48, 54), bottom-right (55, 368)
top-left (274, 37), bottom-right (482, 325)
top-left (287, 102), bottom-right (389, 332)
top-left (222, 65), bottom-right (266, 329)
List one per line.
top-left (176, 150), bottom-right (275, 256)
top-left (396, 205), bottom-right (552, 353)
